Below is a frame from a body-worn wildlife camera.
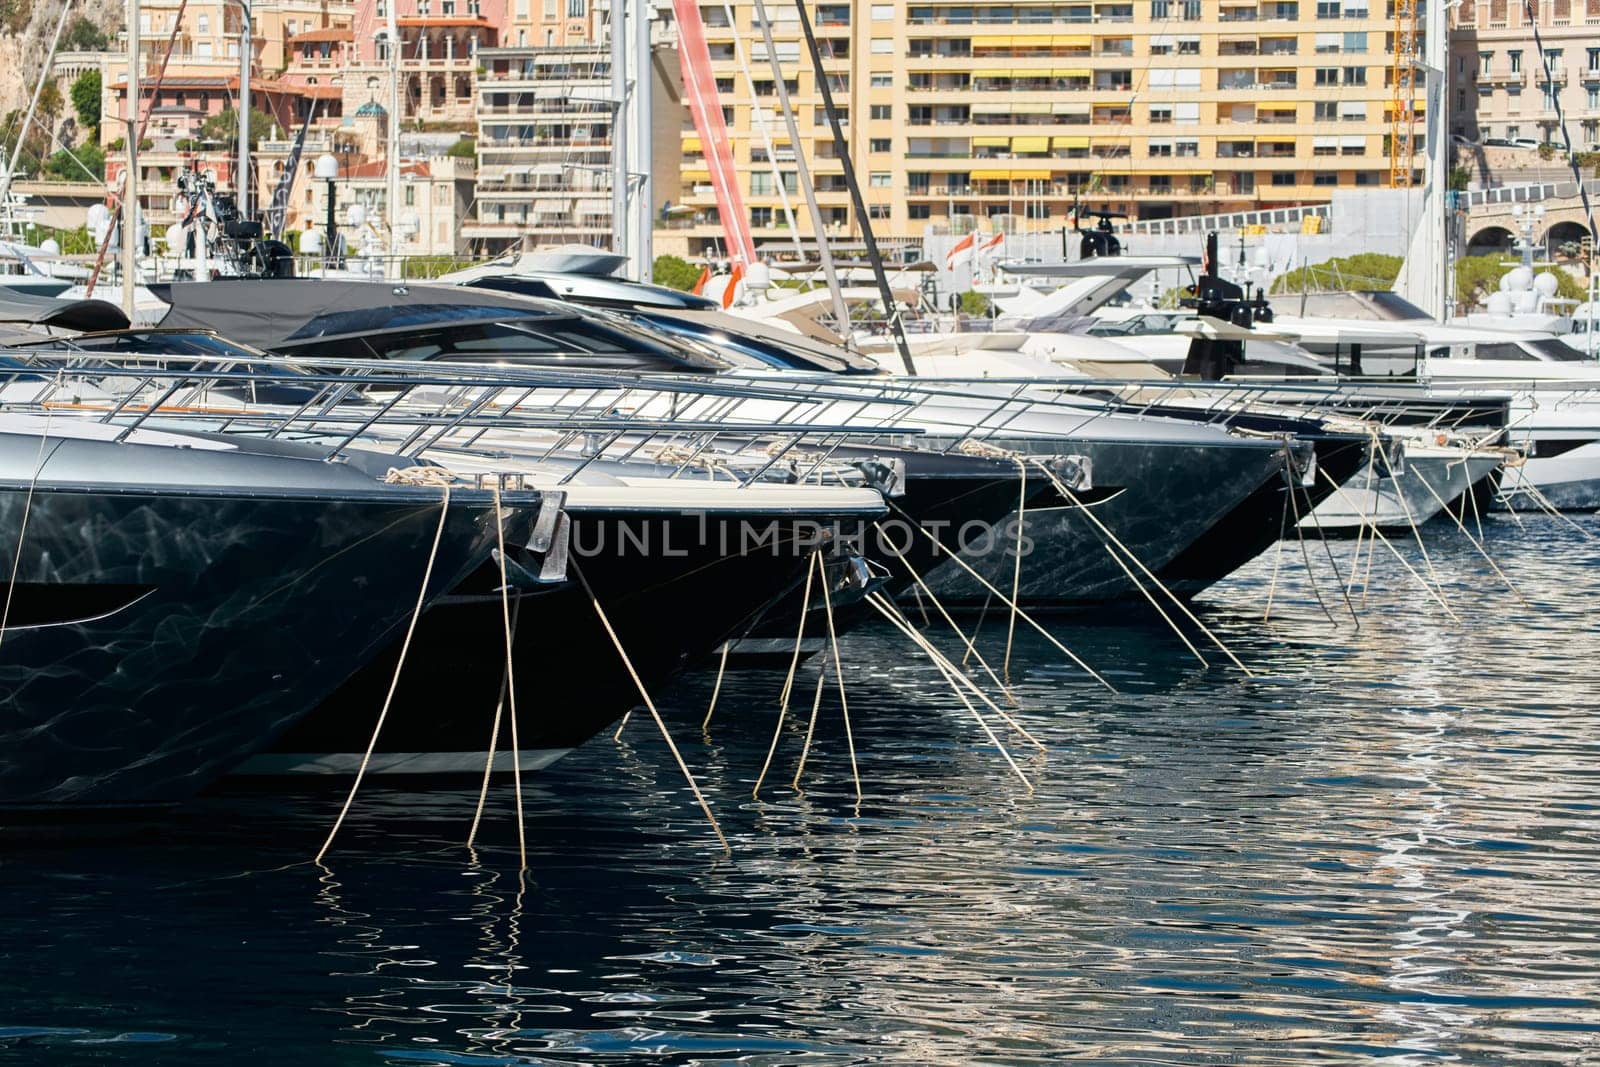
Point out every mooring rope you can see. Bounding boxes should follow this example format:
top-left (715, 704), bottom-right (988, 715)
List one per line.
top-left (1263, 490), bottom-right (1290, 623)
top-left (494, 485), bottom-right (528, 867)
top-left (890, 507), bottom-right (1118, 694)
top-left (467, 595), bottom-right (519, 850)
top-left (1317, 468), bottom-right (1460, 623)
top-left (790, 663), bottom-right (829, 793)
top-left (0, 381), bottom-right (60, 654)
top-left (816, 551), bottom-right (862, 803)
top-left (1004, 460), bottom-right (1027, 685)
top-left (878, 526), bottom-right (1018, 704)
top-left (1028, 461), bottom-right (1254, 677)
top-left (1285, 455), bottom-right (1362, 629)
top-left (700, 641), bottom-right (733, 732)
top-left (868, 587), bottom-right (1044, 752)
top-left (778, 549), bottom-right (821, 712)
top-left (1279, 455), bottom-right (1338, 627)
top-left (315, 483), bottom-right (453, 865)
top-left (864, 592), bottom-right (1035, 793)
top-left (754, 552), bottom-right (821, 799)
top-left (1374, 436), bottom-right (1455, 613)
top-left (1411, 464), bottom-right (1530, 608)
top-left (571, 559), bottom-right (730, 852)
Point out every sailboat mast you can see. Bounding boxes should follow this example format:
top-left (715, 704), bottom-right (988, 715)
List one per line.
top-left (124, 0), bottom-right (141, 316)
top-left (790, 0), bottom-right (915, 374)
top-left (610, 0), bottom-right (627, 264)
top-left (629, 0), bottom-right (651, 282)
top-left (748, 0), bottom-right (849, 338)
top-left (238, 1), bottom-right (251, 217)
top-left (386, 0), bottom-right (400, 278)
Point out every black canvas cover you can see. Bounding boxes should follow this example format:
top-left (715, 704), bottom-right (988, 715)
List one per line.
top-left (150, 279), bottom-right (550, 351)
top-left (0, 289), bottom-right (130, 332)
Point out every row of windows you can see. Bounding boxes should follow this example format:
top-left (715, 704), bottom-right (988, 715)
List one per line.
top-left (1473, 47), bottom-right (1600, 74)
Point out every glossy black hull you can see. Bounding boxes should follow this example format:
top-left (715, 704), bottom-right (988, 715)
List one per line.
top-left (738, 448), bottom-right (1040, 646)
top-left (1157, 431), bottom-right (1370, 596)
top-left (253, 506), bottom-right (874, 775)
top-left (0, 484), bottom-right (500, 809)
top-left (922, 436), bottom-right (1288, 609)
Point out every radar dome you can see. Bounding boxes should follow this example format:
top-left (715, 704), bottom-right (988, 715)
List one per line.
top-left (39, 238), bottom-right (60, 256)
top-left (1505, 266), bottom-right (1535, 292)
top-left (1485, 291), bottom-right (1513, 315)
top-left (1533, 271), bottom-right (1560, 297)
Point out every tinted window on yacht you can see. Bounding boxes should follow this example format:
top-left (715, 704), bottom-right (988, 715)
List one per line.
top-left (284, 304), bottom-right (522, 341)
top-left (1525, 338), bottom-right (1588, 362)
top-left (1473, 342), bottom-right (1537, 361)
top-left (283, 318), bottom-right (696, 371)
top-left (463, 277), bottom-right (563, 300)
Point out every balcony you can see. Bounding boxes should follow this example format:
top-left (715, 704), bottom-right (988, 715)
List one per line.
top-left (1582, 67), bottom-right (1600, 83)
top-left (1477, 70), bottom-right (1526, 85)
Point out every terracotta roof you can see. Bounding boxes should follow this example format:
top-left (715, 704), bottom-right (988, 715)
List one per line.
top-left (342, 159), bottom-right (434, 179)
top-left (291, 27), bottom-right (354, 43)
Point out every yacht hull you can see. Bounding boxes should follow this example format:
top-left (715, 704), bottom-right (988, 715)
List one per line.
top-left (1304, 451), bottom-right (1503, 532)
top-left (248, 505), bottom-right (880, 776)
top-left (920, 436), bottom-right (1287, 608)
top-left (0, 485), bottom-right (499, 809)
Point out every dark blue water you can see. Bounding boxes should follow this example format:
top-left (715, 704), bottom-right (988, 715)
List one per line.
top-left (4, 515), bottom-right (1599, 1064)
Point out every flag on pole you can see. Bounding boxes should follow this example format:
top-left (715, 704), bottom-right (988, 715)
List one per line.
top-left (977, 231), bottom-right (1005, 258)
top-left (266, 103), bottom-right (318, 240)
top-left (945, 230), bottom-right (977, 270)
top-left (722, 261), bottom-right (744, 309)
top-left (691, 264), bottom-right (711, 295)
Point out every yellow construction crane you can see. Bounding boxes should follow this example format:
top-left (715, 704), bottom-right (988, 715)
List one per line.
top-left (1389, 0), bottom-right (1421, 186)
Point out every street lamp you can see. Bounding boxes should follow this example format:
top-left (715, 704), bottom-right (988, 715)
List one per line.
top-left (314, 152), bottom-right (339, 269)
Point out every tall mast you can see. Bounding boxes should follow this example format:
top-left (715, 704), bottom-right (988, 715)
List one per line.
top-left (629, 0), bottom-right (651, 281)
top-left (238, 1), bottom-right (251, 217)
top-left (610, 0), bottom-right (627, 264)
top-left (748, 0), bottom-right (849, 342)
top-left (124, 0), bottom-right (141, 316)
top-left (791, 0), bottom-right (915, 373)
top-left (386, 0), bottom-right (400, 277)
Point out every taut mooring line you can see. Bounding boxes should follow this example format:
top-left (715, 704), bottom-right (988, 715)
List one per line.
top-left (316, 483), bottom-right (453, 865)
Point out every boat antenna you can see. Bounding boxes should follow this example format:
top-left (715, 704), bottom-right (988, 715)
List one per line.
top-left (790, 0), bottom-right (916, 375)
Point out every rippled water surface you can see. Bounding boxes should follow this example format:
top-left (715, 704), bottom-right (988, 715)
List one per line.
top-left (4, 514), bottom-right (1599, 1064)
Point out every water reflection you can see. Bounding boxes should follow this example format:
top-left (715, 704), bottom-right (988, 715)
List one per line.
top-left (1, 515), bottom-right (1598, 1064)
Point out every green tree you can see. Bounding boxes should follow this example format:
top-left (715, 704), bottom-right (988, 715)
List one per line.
top-left (1448, 166), bottom-right (1471, 192)
top-left (37, 81), bottom-right (63, 126)
top-left (445, 136), bottom-right (476, 162)
top-left (1453, 253), bottom-right (1586, 308)
top-left (71, 70), bottom-right (101, 132)
top-left (957, 290), bottom-right (992, 316)
top-left (1270, 253), bottom-right (1405, 294)
top-left (42, 140), bottom-right (104, 181)
top-left (652, 253), bottom-right (703, 291)
top-left (200, 107), bottom-right (276, 150)
top-left (62, 15), bottom-right (110, 52)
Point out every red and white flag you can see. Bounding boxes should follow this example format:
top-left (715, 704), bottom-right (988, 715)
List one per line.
top-left (977, 231), bottom-right (1005, 258)
top-left (945, 231), bottom-right (977, 271)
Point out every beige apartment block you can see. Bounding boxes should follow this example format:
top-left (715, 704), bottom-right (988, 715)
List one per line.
top-left (675, 0), bottom-right (1423, 255)
top-left (1449, 0), bottom-right (1600, 151)
top-left (466, 42), bottom-right (681, 252)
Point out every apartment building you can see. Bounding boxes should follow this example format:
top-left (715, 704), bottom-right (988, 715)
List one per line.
top-left (1450, 0), bottom-right (1600, 150)
top-left (674, 0), bottom-right (1421, 255)
top-left (466, 42), bottom-right (680, 252)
